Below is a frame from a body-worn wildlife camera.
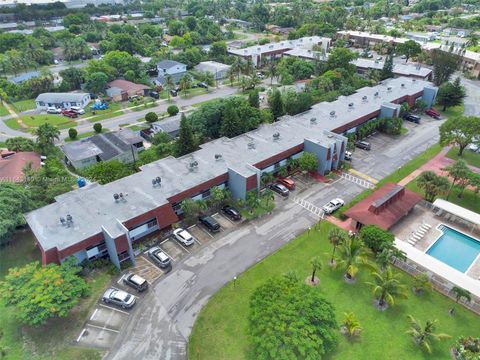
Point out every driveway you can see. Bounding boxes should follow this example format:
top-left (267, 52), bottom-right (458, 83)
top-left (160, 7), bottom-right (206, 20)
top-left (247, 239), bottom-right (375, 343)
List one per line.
top-left (105, 119), bottom-right (443, 360)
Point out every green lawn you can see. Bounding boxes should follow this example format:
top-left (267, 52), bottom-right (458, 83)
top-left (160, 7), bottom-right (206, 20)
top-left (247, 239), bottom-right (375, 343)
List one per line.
top-left (336, 144), bottom-right (443, 219)
top-left (21, 114), bottom-right (77, 130)
top-left (3, 118), bottom-right (23, 131)
top-left (433, 104), bottom-right (464, 118)
top-left (179, 87), bottom-right (208, 99)
top-left (12, 99), bottom-right (36, 112)
top-left (0, 103), bottom-right (9, 116)
top-left (406, 179), bottom-right (480, 213)
top-left (127, 124), bottom-right (148, 132)
top-left (189, 222), bottom-right (480, 360)
top-left (0, 230), bottom-right (109, 360)
top-left (446, 147), bottom-right (480, 168)
top-left (64, 129), bottom-right (108, 142)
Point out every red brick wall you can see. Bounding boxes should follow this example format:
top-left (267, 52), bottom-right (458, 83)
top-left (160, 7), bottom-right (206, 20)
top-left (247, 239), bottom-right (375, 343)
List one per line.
top-left (246, 174), bottom-right (257, 191)
top-left (58, 232), bottom-right (105, 261)
top-left (332, 110), bottom-right (380, 134)
top-left (123, 203), bottom-right (179, 231)
top-left (168, 173), bottom-right (229, 204)
top-left (254, 144), bottom-right (304, 169)
top-left (115, 235), bottom-right (129, 253)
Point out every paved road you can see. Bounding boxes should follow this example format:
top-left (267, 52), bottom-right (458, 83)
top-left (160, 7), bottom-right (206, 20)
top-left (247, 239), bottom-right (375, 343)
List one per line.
top-left (460, 76), bottom-right (480, 116)
top-left (106, 118), bottom-right (443, 360)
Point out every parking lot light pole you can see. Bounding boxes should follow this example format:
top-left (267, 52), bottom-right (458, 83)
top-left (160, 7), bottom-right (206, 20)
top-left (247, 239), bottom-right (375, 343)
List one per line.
top-left (233, 276), bottom-right (237, 288)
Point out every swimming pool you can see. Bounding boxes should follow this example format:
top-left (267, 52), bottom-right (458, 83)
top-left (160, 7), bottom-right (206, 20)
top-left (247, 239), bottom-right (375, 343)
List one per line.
top-left (426, 225), bottom-right (480, 273)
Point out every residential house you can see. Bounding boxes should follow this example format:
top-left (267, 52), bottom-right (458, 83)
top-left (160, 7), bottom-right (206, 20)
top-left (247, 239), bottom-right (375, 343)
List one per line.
top-left (195, 61), bottom-right (231, 80)
top-left (156, 60), bottom-right (187, 85)
top-left (35, 92), bottom-right (91, 110)
top-left (60, 128), bottom-right (144, 170)
top-left (0, 150), bottom-right (41, 183)
top-left (106, 79), bottom-right (150, 101)
top-left (10, 71), bottom-right (40, 84)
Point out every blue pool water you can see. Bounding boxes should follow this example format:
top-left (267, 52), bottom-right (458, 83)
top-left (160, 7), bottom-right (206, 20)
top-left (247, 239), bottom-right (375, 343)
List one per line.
top-left (426, 225), bottom-right (480, 273)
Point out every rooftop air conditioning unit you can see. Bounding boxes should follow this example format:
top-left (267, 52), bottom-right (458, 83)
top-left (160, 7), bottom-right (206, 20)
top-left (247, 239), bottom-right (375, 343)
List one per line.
top-left (114, 193), bottom-right (120, 201)
top-left (329, 111), bottom-right (336, 117)
top-left (152, 177), bottom-right (161, 186)
top-left (60, 217), bottom-right (66, 226)
top-left (348, 102), bottom-right (354, 108)
top-left (215, 154), bottom-right (222, 160)
top-left (401, 83), bottom-right (405, 88)
top-left (248, 141), bottom-right (255, 149)
top-left (362, 95), bottom-right (367, 102)
top-left (387, 87), bottom-right (392, 92)
top-left (310, 117), bottom-right (317, 124)
top-left (189, 160), bottom-right (198, 170)
top-left (273, 132), bottom-right (280, 140)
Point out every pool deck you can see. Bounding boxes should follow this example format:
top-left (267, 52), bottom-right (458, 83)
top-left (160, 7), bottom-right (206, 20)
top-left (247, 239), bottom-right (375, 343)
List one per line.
top-left (391, 205), bottom-right (480, 297)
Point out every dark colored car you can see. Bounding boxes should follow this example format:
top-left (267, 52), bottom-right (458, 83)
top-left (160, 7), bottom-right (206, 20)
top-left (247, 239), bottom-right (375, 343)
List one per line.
top-left (425, 109), bottom-right (440, 119)
top-left (403, 113), bottom-right (421, 124)
top-left (123, 273), bottom-right (148, 292)
top-left (197, 82), bottom-right (208, 89)
top-left (147, 246), bottom-right (171, 269)
top-left (170, 90), bottom-right (177, 97)
top-left (354, 140), bottom-right (371, 151)
top-left (222, 205), bottom-right (242, 221)
top-left (62, 109), bottom-right (78, 118)
top-left (270, 183), bottom-right (289, 197)
top-left (199, 215), bottom-right (221, 233)
top-left (150, 91), bottom-right (159, 99)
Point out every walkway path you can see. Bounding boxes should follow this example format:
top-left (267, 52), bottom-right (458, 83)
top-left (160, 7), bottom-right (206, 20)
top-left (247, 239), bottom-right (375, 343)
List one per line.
top-left (0, 101), bottom-right (33, 140)
top-left (398, 146), bottom-right (451, 186)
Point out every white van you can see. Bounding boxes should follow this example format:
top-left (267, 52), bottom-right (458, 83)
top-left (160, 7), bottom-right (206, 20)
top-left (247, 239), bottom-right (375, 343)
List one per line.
top-left (70, 106), bottom-right (85, 115)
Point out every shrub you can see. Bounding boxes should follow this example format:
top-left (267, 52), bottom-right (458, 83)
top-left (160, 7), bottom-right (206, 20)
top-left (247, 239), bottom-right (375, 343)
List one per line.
top-left (167, 105), bottom-right (179, 116)
top-left (68, 127), bottom-right (78, 140)
top-left (93, 122), bottom-right (102, 133)
top-left (454, 336), bottom-right (480, 360)
top-left (360, 224), bottom-right (394, 253)
top-left (145, 112), bottom-right (159, 123)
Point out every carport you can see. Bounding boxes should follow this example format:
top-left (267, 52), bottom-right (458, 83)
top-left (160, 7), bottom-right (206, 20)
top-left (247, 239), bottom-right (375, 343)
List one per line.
top-left (432, 199), bottom-right (480, 232)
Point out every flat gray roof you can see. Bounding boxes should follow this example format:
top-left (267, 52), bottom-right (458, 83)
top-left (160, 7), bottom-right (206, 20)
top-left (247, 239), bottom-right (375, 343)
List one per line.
top-left (36, 92), bottom-right (89, 103)
top-left (195, 61), bottom-right (231, 73)
top-left (228, 36), bottom-right (329, 57)
top-left (283, 48), bottom-right (326, 60)
top-left (352, 59), bottom-right (432, 78)
top-left (26, 77), bottom-right (431, 251)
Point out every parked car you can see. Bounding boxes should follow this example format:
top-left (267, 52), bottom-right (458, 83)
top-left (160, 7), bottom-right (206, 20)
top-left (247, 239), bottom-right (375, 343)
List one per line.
top-left (128, 95), bottom-right (140, 101)
top-left (467, 143), bottom-right (480, 153)
top-left (344, 151), bottom-right (352, 161)
top-left (102, 288), bottom-right (136, 309)
top-left (62, 109), bottom-right (78, 118)
top-left (197, 82), bottom-right (208, 89)
top-left (403, 113), bottom-right (421, 124)
top-left (47, 107), bottom-right (61, 114)
top-left (425, 109), bottom-right (440, 119)
top-left (173, 228), bottom-right (194, 246)
top-left (354, 140), bottom-right (371, 151)
top-left (376, 56), bottom-right (383, 61)
top-left (147, 246), bottom-right (171, 269)
top-left (170, 90), bottom-right (177, 97)
top-left (150, 91), bottom-right (159, 99)
top-left (91, 102), bottom-right (109, 110)
top-left (199, 215), bottom-right (221, 233)
top-left (277, 178), bottom-right (295, 190)
top-left (222, 205), bottom-right (242, 221)
top-left (322, 198), bottom-right (345, 214)
top-left (123, 273), bottom-right (148, 292)
top-left (270, 183), bottom-right (289, 197)
top-left (70, 106), bottom-right (85, 115)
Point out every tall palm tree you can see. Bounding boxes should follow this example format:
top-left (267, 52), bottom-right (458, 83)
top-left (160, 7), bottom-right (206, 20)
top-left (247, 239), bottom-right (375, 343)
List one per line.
top-left (231, 57), bottom-right (243, 81)
top-left (34, 123), bottom-right (60, 151)
top-left (328, 227), bottom-right (346, 265)
top-left (226, 67), bottom-right (235, 86)
top-left (266, 59), bottom-right (277, 86)
top-left (406, 315), bottom-right (450, 353)
top-left (164, 74), bottom-right (175, 101)
top-left (242, 59), bottom-right (254, 76)
top-left (341, 312), bottom-right (363, 338)
top-left (310, 257), bottom-right (322, 283)
top-left (335, 236), bottom-right (369, 282)
top-left (366, 266), bottom-right (408, 309)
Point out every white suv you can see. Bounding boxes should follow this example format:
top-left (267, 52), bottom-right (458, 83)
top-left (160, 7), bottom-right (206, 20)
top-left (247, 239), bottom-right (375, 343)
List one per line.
top-left (322, 198), bottom-right (345, 214)
top-left (46, 107), bottom-right (61, 114)
top-left (70, 106), bottom-right (85, 115)
top-left (173, 228), bottom-right (194, 246)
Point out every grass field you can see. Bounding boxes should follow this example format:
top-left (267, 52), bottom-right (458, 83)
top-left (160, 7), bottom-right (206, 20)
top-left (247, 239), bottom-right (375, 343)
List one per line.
top-left (3, 118), bottom-right (23, 131)
top-left (65, 129), bottom-right (108, 142)
top-left (336, 144), bottom-right (443, 219)
top-left (0, 103), bottom-right (9, 116)
top-left (188, 222), bottom-right (480, 360)
top-left (21, 114), bottom-right (77, 129)
top-left (12, 99), bottom-right (36, 112)
top-left (433, 104), bottom-right (464, 119)
top-left (446, 147), bottom-right (480, 168)
top-left (0, 230), bottom-right (108, 360)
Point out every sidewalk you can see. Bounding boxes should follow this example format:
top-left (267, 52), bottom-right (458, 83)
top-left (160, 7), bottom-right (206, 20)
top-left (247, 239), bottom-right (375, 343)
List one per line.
top-left (398, 146), bottom-right (451, 186)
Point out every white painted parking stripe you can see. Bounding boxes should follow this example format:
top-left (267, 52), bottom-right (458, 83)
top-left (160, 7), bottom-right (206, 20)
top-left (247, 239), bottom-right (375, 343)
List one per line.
top-left (76, 328), bottom-right (87, 342)
top-left (193, 237), bottom-right (202, 245)
top-left (198, 225), bottom-right (214, 238)
top-left (218, 213), bottom-right (235, 225)
top-left (90, 308), bottom-right (99, 321)
top-left (159, 237), bottom-right (170, 245)
top-left (99, 303), bottom-right (131, 315)
top-left (175, 241), bottom-right (191, 254)
top-left (86, 323), bottom-right (119, 333)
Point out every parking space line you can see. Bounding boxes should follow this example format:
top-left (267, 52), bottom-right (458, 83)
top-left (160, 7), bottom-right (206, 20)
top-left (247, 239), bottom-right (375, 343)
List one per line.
top-left (159, 249), bottom-right (177, 262)
top-left (218, 213), bottom-right (235, 225)
top-left (175, 241), bottom-right (191, 254)
top-left (198, 225), bottom-right (214, 238)
top-left (76, 328), bottom-right (87, 342)
top-left (86, 323), bottom-right (120, 333)
top-left (194, 237), bottom-right (202, 245)
top-left (90, 308), bottom-right (99, 321)
top-left (99, 303), bottom-right (131, 315)
top-left (159, 237), bottom-right (170, 245)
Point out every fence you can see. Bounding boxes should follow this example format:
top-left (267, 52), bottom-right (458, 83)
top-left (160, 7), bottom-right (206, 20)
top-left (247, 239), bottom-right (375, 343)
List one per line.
top-left (340, 172), bottom-right (375, 189)
top-left (293, 197), bottom-right (325, 218)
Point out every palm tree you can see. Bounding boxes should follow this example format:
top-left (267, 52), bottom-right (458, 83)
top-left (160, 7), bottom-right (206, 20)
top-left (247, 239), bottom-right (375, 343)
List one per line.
top-left (226, 67), bottom-right (236, 86)
top-left (239, 76), bottom-right (250, 92)
top-left (449, 286), bottom-right (471, 315)
top-left (406, 315), bottom-right (450, 353)
top-left (164, 74), bottom-right (175, 101)
top-left (375, 245), bottom-right (406, 270)
top-left (34, 123), bottom-right (60, 151)
top-left (335, 236), bottom-right (369, 282)
top-left (341, 312), bottom-right (363, 338)
top-left (263, 188), bottom-right (274, 207)
top-left (179, 74), bottom-right (192, 97)
top-left (248, 73), bottom-right (261, 89)
top-left (366, 266), bottom-right (408, 310)
top-left (328, 227), bottom-right (346, 265)
top-left (310, 257), bottom-right (322, 283)
top-left (261, 172), bottom-right (274, 187)
top-left (266, 59), bottom-right (277, 86)
top-left (242, 59), bottom-right (254, 76)
top-left (443, 160), bottom-right (469, 200)
top-left (231, 57), bottom-right (243, 81)
top-left (466, 33), bottom-right (479, 47)
top-left (412, 273), bottom-right (432, 296)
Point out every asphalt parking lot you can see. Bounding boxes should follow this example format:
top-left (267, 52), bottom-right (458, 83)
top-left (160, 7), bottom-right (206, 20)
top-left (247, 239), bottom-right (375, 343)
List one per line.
top-left (125, 256), bottom-right (164, 285)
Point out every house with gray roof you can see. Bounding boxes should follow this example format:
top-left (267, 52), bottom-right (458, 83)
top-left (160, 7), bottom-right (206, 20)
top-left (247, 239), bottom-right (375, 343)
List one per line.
top-left (156, 60), bottom-right (187, 85)
top-left (61, 128), bottom-right (144, 170)
top-left (35, 92), bottom-right (91, 110)
top-left (11, 71), bottom-right (40, 84)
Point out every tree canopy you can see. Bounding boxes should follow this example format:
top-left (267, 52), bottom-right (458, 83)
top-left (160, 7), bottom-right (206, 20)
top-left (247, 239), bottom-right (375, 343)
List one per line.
top-left (360, 225), bottom-right (394, 254)
top-left (439, 116), bottom-right (480, 156)
top-left (82, 160), bottom-right (135, 184)
top-left (249, 277), bottom-right (338, 359)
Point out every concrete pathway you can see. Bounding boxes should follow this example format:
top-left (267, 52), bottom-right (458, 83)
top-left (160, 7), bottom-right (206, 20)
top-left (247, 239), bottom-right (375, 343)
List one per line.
top-left (398, 146), bottom-right (451, 186)
top-left (0, 101), bottom-right (34, 140)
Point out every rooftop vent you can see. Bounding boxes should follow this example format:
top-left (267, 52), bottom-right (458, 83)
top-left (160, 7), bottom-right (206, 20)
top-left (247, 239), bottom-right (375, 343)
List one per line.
top-left (374, 91), bottom-right (379, 97)
top-left (387, 87), bottom-right (392, 92)
top-left (60, 217), bottom-right (66, 226)
top-left (327, 134), bottom-right (334, 138)
top-left (152, 177), bottom-right (161, 187)
top-left (65, 214), bottom-right (73, 227)
top-left (114, 193), bottom-right (120, 201)
top-left (348, 102), bottom-right (354, 108)
top-left (374, 59), bottom-right (379, 64)
top-left (248, 141), bottom-right (255, 149)
top-left (215, 153), bottom-right (222, 160)
top-left (412, 78), bottom-right (416, 82)
top-left (329, 110), bottom-right (336, 117)
top-left (362, 95), bottom-right (367, 102)
top-left (310, 117), bottom-right (317, 124)
top-left (401, 83), bottom-right (405, 88)
top-left (273, 132), bottom-right (280, 140)
top-left (189, 160), bottom-right (198, 170)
